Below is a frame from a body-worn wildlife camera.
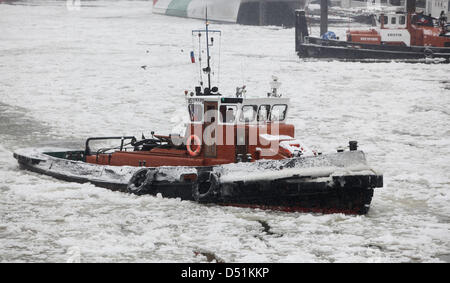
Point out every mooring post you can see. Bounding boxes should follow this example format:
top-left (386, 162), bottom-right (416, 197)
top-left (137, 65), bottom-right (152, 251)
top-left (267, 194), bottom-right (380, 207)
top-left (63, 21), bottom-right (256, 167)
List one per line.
top-left (406, 0), bottom-right (416, 13)
top-left (259, 1), bottom-right (266, 26)
top-left (295, 10), bottom-right (309, 51)
top-left (320, 0), bottom-right (328, 36)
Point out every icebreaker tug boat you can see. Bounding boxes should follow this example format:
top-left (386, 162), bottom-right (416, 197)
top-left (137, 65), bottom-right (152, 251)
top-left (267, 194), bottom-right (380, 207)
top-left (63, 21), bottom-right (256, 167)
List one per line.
top-left (14, 15), bottom-right (383, 215)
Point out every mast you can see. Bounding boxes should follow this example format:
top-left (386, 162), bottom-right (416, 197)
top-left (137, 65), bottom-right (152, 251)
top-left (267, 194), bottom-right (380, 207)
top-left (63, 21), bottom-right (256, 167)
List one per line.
top-left (191, 8), bottom-right (221, 94)
top-left (205, 7), bottom-right (211, 91)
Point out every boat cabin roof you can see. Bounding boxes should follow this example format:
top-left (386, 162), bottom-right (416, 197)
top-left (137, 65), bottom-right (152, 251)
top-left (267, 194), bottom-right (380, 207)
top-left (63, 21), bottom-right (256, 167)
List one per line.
top-left (185, 94), bottom-right (290, 125)
top-left (378, 11), bottom-right (443, 29)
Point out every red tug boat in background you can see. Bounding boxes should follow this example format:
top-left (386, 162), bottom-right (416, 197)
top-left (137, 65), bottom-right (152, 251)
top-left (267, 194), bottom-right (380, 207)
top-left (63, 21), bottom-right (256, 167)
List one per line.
top-left (296, 0), bottom-right (450, 62)
top-left (14, 15), bottom-right (383, 215)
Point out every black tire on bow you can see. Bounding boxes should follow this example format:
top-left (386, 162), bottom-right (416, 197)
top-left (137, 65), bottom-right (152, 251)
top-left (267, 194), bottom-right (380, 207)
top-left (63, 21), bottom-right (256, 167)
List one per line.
top-left (127, 168), bottom-right (157, 195)
top-left (192, 172), bottom-right (220, 203)
top-left (424, 47), bottom-right (434, 59)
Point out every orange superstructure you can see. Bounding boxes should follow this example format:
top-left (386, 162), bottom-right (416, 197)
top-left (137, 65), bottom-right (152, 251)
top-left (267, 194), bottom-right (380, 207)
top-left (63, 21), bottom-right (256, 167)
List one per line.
top-left (85, 86), bottom-right (312, 168)
top-left (347, 11), bottom-right (450, 48)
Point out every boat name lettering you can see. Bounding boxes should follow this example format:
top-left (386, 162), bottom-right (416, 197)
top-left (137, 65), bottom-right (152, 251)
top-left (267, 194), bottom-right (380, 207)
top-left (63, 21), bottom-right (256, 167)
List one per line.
top-left (360, 37), bottom-right (378, 41)
top-left (387, 33), bottom-right (403, 37)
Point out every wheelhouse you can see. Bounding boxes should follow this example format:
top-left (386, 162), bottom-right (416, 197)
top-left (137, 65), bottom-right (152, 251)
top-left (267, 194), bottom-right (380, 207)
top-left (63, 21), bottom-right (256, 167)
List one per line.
top-left (181, 87), bottom-right (299, 165)
top-left (378, 13), bottom-right (408, 29)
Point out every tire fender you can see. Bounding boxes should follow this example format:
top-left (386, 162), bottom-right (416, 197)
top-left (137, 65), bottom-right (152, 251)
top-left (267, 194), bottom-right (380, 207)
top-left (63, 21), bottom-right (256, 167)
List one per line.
top-left (424, 47), bottom-right (433, 58)
top-left (192, 172), bottom-right (220, 203)
top-left (127, 168), bottom-right (157, 195)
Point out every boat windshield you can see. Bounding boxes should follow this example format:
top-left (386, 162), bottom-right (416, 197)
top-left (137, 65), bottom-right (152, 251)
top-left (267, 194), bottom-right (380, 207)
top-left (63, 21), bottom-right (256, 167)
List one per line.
top-left (240, 105), bottom-right (257, 122)
top-left (270, 104), bottom-right (287, 121)
top-left (257, 105), bottom-right (271, 122)
top-left (219, 105), bottom-right (237, 124)
top-left (378, 15), bottom-right (388, 25)
top-left (188, 104), bottom-right (203, 122)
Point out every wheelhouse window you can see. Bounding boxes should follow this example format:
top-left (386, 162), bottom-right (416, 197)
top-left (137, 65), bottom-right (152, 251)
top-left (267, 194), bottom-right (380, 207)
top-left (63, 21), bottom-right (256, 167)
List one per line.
top-left (379, 15), bottom-right (388, 25)
top-left (257, 105), bottom-right (270, 122)
top-left (188, 104), bottom-right (203, 122)
top-left (270, 104), bottom-right (287, 122)
top-left (239, 105), bottom-right (257, 122)
top-left (219, 105), bottom-right (237, 123)
top-left (391, 17), bottom-right (396, 25)
top-left (399, 15), bottom-right (406, 25)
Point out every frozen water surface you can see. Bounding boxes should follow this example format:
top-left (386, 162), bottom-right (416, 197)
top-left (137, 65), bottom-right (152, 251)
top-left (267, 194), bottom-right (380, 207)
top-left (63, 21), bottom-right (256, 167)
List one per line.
top-left (0, 0), bottom-right (449, 262)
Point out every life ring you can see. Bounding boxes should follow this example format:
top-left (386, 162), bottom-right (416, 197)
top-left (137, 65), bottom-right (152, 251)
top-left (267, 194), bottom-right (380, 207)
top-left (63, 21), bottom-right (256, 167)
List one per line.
top-left (186, 135), bottom-right (202, 157)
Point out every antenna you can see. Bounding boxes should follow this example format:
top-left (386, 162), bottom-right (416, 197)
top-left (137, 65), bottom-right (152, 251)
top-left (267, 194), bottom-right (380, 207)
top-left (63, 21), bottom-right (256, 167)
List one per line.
top-left (205, 7), bottom-right (211, 91)
top-left (191, 7), bottom-right (222, 95)
top-left (197, 31), bottom-right (203, 87)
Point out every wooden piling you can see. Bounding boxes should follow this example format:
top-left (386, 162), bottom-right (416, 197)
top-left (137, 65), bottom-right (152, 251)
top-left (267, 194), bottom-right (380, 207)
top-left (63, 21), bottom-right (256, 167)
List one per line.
top-left (320, 0), bottom-right (328, 36)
